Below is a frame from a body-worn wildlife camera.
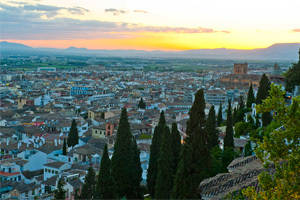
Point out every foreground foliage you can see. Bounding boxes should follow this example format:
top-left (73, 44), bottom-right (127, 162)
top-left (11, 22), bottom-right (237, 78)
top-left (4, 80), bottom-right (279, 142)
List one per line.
top-left (243, 84), bottom-right (300, 200)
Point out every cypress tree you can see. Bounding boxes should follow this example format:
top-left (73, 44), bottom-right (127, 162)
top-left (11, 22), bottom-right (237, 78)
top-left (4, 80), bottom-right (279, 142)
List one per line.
top-left (244, 141), bottom-right (253, 156)
top-left (111, 108), bottom-right (141, 199)
top-left (172, 89), bottom-right (210, 199)
top-left (155, 126), bottom-right (173, 199)
top-left (186, 89), bottom-right (206, 135)
top-left (256, 74), bottom-right (271, 104)
top-left (256, 74), bottom-right (272, 126)
top-left (246, 83), bottom-right (255, 108)
top-left (54, 178), bottom-right (65, 200)
top-left (67, 119), bottom-right (79, 147)
top-left (255, 114), bottom-right (261, 128)
top-left (217, 103), bottom-right (223, 126)
top-left (210, 146), bottom-right (225, 176)
top-left (80, 166), bottom-right (96, 199)
top-left (235, 96), bottom-right (246, 124)
top-left (74, 189), bottom-right (80, 200)
top-left (138, 97), bottom-right (146, 109)
top-left (233, 107), bottom-right (238, 124)
top-left (173, 126), bottom-right (209, 199)
top-left (206, 105), bottom-right (219, 149)
top-left (131, 139), bottom-right (143, 199)
top-left (62, 138), bottom-right (67, 155)
top-left (171, 123), bottom-right (181, 171)
top-left (224, 100), bottom-right (234, 148)
top-left (147, 111), bottom-right (166, 197)
top-left (285, 49), bottom-right (300, 92)
top-left (223, 100), bottom-right (235, 169)
top-left (95, 144), bottom-right (114, 199)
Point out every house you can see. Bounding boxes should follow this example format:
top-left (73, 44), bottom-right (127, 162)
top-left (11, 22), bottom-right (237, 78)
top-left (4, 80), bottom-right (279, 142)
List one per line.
top-left (0, 119), bottom-right (8, 127)
top-left (9, 182), bottom-right (41, 200)
top-left (0, 160), bottom-right (23, 182)
top-left (92, 124), bottom-right (106, 139)
top-left (22, 169), bottom-right (44, 184)
top-left (43, 161), bottom-right (71, 181)
top-left (64, 178), bottom-right (83, 199)
top-left (17, 149), bottom-right (48, 171)
top-left (71, 143), bottom-right (103, 165)
top-left (41, 175), bottom-right (58, 195)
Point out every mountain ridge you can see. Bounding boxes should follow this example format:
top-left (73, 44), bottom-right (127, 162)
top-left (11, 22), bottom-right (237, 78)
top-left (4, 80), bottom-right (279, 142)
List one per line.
top-left (1, 41), bottom-right (299, 60)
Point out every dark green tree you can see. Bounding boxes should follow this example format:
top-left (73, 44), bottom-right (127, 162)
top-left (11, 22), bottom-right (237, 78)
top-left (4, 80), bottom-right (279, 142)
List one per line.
top-left (244, 141), bottom-right (253, 156)
top-left (224, 100), bottom-right (234, 149)
top-left (155, 126), bottom-right (173, 199)
top-left (111, 108), bottom-right (142, 199)
top-left (62, 138), bottom-right (67, 155)
top-left (173, 126), bottom-right (209, 199)
top-left (171, 123), bottom-right (181, 171)
top-left (285, 49), bottom-right (300, 92)
top-left (223, 100), bottom-right (235, 169)
top-left (246, 83), bottom-right (256, 108)
top-left (131, 139), bottom-right (143, 199)
top-left (217, 103), bottom-right (223, 126)
top-left (95, 144), bottom-right (114, 199)
top-left (233, 107), bottom-right (238, 124)
top-left (255, 114), bottom-right (261, 128)
top-left (210, 146), bottom-right (225, 176)
top-left (67, 119), bottom-right (79, 147)
top-left (256, 74), bottom-right (271, 104)
top-left (80, 166), bottom-right (96, 199)
top-left (186, 89), bottom-right (206, 135)
top-left (147, 111), bottom-right (166, 197)
top-left (138, 97), bottom-right (146, 109)
top-left (54, 178), bottom-right (65, 200)
top-left (74, 189), bottom-right (80, 200)
top-left (239, 96), bottom-right (245, 109)
top-left (222, 147), bottom-right (236, 170)
top-left (262, 112), bottom-right (273, 127)
top-left (256, 74), bottom-right (272, 126)
top-left (206, 105), bottom-right (219, 149)
top-left (172, 89), bottom-right (210, 199)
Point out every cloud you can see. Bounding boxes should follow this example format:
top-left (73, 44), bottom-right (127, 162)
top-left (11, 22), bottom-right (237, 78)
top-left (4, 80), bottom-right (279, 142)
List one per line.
top-left (1, 1), bottom-right (89, 18)
top-left (0, 2), bottom-right (230, 40)
top-left (136, 26), bottom-right (230, 34)
top-left (133, 10), bottom-right (148, 14)
top-left (292, 29), bottom-right (300, 32)
top-left (105, 8), bottom-right (128, 16)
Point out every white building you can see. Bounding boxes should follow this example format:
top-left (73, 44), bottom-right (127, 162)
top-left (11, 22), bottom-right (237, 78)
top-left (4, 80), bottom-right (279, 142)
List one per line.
top-left (43, 162), bottom-right (71, 181)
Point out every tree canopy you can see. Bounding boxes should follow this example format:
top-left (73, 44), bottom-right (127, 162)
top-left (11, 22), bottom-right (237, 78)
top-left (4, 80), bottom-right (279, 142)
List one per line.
top-left (243, 84), bottom-right (300, 199)
top-left (67, 119), bottom-right (79, 147)
top-left (111, 108), bottom-right (142, 199)
top-left (285, 49), bottom-right (300, 92)
top-left (147, 111), bottom-right (167, 197)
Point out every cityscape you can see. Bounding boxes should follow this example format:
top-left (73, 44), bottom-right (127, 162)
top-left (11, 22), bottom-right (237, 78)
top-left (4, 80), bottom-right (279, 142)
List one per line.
top-left (0, 0), bottom-right (300, 200)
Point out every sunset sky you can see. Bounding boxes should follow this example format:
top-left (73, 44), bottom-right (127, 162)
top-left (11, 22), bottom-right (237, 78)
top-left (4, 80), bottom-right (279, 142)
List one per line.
top-left (1, 0), bottom-right (300, 50)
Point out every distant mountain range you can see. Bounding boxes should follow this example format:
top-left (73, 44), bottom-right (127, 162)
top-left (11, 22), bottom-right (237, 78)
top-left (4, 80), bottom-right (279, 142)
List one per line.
top-left (0, 41), bottom-right (299, 61)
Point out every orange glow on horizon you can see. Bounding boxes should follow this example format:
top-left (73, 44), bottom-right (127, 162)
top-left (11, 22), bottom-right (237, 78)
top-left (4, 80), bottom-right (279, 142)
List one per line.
top-left (4, 30), bottom-right (300, 51)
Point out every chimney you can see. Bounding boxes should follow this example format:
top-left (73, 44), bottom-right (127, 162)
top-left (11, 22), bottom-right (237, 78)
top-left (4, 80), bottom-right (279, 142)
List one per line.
top-left (6, 139), bottom-right (9, 146)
